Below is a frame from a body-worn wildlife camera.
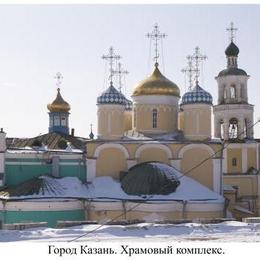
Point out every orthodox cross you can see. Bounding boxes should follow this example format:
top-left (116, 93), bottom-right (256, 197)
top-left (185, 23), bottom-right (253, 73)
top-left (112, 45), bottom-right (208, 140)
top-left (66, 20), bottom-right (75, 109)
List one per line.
top-left (54, 72), bottom-right (63, 89)
top-left (181, 58), bottom-right (198, 91)
top-left (146, 23), bottom-right (167, 65)
top-left (113, 62), bottom-right (128, 93)
top-left (226, 22), bottom-right (237, 42)
top-left (188, 47), bottom-right (207, 85)
top-left (102, 47), bottom-right (121, 86)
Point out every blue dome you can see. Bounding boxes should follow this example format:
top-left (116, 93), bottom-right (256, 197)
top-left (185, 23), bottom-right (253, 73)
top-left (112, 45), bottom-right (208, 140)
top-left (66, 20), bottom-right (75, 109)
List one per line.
top-left (125, 98), bottom-right (133, 111)
top-left (181, 84), bottom-right (213, 105)
top-left (97, 84), bottom-right (126, 105)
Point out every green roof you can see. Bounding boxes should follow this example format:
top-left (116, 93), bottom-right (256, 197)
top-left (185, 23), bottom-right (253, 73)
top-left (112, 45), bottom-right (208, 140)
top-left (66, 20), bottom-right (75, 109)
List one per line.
top-left (225, 41), bottom-right (239, 56)
top-left (0, 178), bottom-right (43, 198)
top-left (0, 176), bottom-right (67, 199)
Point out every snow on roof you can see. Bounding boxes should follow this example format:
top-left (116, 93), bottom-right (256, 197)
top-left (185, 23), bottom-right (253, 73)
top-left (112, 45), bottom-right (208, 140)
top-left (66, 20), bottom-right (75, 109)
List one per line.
top-left (89, 170), bottom-right (224, 202)
top-left (0, 166), bottom-right (224, 203)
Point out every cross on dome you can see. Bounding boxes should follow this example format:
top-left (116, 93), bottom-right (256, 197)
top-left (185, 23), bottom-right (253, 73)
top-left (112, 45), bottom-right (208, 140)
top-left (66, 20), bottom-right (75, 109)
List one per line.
top-left (188, 47), bottom-right (207, 85)
top-left (102, 47), bottom-right (121, 86)
top-left (146, 23), bottom-right (167, 65)
top-left (54, 72), bottom-right (63, 89)
top-left (226, 22), bottom-right (238, 42)
top-left (112, 62), bottom-right (128, 93)
top-left (181, 59), bottom-right (198, 91)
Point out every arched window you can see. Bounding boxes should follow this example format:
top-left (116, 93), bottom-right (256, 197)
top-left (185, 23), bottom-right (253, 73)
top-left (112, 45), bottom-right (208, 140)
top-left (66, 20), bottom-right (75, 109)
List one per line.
top-left (223, 85), bottom-right (227, 100)
top-left (244, 118), bottom-right (248, 138)
top-left (230, 85), bottom-right (236, 99)
top-left (54, 116), bottom-right (60, 126)
top-left (61, 117), bottom-right (67, 126)
top-left (220, 119), bottom-right (224, 139)
top-left (232, 158), bottom-right (237, 166)
top-left (50, 116), bottom-right (54, 127)
top-left (229, 118), bottom-right (238, 139)
top-left (152, 109), bottom-right (158, 128)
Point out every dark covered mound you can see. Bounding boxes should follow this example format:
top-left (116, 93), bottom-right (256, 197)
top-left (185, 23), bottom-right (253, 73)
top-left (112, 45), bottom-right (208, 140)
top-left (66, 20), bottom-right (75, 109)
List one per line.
top-left (121, 162), bottom-right (180, 195)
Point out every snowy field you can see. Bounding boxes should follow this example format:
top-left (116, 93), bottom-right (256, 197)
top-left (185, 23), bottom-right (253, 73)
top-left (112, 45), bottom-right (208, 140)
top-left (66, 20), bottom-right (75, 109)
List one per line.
top-left (0, 221), bottom-right (260, 242)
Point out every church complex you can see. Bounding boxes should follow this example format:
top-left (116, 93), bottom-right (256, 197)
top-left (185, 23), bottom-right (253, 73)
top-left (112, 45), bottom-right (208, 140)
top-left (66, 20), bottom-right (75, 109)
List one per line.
top-left (0, 23), bottom-right (259, 227)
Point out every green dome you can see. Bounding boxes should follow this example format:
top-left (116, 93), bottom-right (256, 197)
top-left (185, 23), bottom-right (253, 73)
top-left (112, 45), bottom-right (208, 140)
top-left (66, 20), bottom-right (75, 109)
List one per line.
top-left (121, 162), bottom-right (180, 195)
top-left (225, 41), bottom-right (239, 56)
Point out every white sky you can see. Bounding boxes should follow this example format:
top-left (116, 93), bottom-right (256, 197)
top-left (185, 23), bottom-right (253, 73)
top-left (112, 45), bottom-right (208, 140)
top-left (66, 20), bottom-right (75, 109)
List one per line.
top-left (0, 4), bottom-right (260, 138)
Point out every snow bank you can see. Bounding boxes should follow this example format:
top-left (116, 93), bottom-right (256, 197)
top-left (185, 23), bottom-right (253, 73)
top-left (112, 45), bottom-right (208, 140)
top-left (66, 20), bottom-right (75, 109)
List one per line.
top-left (0, 221), bottom-right (259, 242)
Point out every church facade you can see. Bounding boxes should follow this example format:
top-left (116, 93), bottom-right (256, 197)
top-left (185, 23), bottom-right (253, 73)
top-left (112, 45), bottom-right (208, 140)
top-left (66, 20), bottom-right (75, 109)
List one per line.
top-left (86, 24), bottom-right (260, 221)
top-left (0, 23), bottom-right (259, 228)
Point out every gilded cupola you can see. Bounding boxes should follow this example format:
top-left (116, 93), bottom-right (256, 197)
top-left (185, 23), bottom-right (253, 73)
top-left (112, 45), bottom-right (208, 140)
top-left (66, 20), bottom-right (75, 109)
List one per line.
top-left (47, 88), bottom-right (71, 113)
top-left (132, 63), bottom-right (180, 97)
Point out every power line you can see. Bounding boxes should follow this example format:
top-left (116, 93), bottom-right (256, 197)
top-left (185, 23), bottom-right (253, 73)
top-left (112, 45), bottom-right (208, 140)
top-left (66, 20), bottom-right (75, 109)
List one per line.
top-left (68, 120), bottom-right (259, 242)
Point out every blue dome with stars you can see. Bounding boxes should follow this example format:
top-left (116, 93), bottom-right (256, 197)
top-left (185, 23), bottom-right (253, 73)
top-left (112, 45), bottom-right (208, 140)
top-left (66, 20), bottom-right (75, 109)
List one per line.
top-left (97, 84), bottom-right (126, 105)
top-left (181, 84), bottom-right (212, 105)
top-left (125, 98), bottom-right (133, 111)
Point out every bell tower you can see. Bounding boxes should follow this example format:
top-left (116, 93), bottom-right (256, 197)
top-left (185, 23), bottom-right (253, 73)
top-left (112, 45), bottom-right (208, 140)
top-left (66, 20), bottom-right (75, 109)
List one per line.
top-left (213, 23), bottom-right (254, 140)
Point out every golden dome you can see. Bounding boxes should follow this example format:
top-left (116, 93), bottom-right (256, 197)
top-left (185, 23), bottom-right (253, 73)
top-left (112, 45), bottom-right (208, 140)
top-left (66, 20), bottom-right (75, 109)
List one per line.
top-left (132, 63), bottom-right (180, 97)
top-left (47, 88), bottom-right (71, 113)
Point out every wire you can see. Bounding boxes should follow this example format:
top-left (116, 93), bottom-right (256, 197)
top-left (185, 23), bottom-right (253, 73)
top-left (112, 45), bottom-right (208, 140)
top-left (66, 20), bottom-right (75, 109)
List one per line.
top-left (68, 120), bottom-right (259, 242)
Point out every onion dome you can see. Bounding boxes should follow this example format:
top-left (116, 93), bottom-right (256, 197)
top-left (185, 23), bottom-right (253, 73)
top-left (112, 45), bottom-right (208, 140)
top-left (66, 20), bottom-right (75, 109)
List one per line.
top-left (125, 98), bottom-right (133, 111)
top-left (121, 162), bottom-right (180, 195)
top-left (218, 41), bottom-right (247, 77)
top-left (132, 63), bottom-right (180, 97)
top-left (181, 84), bottom-right (213, 105)
top-left (47, 88), bottom-right (71, 113)
top-left (97, 83), bottom-right (126, 105)
top-left (225, 41), bottom-right (239, 56)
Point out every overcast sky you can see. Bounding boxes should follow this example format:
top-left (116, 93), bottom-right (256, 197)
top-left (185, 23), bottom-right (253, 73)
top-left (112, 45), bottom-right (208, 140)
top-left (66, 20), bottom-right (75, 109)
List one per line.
top-left (0, 4), bottom-right (260, 138)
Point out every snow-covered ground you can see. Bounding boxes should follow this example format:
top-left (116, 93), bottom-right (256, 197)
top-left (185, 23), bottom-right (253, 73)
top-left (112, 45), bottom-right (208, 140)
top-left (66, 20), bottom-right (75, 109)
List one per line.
top-left (0, 221), bottom-right (260, 242)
